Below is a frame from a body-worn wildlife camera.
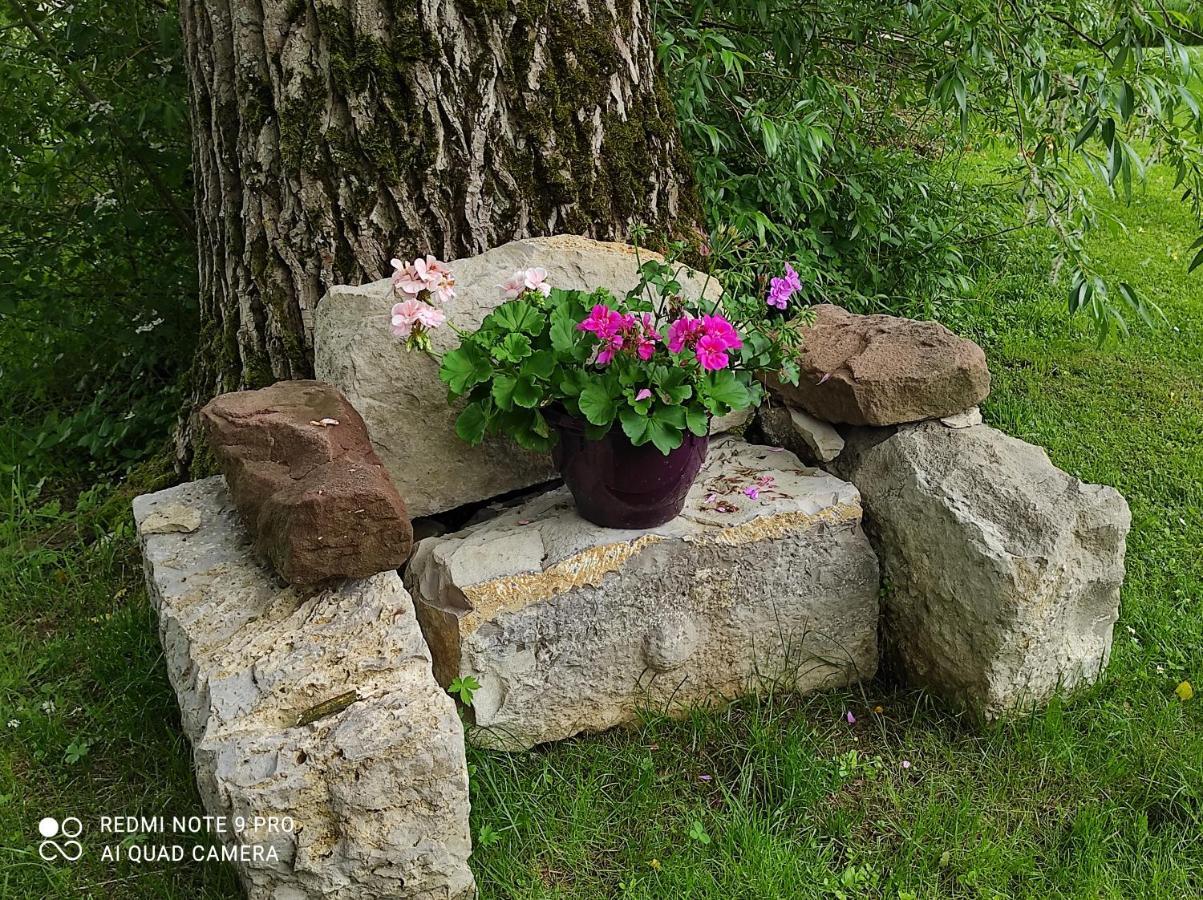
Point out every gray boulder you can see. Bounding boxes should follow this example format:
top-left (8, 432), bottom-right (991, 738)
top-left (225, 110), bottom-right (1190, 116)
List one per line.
top-left (832, 422), bottom-right (1131, 718)
top-left (314, 235), bottom-right (717, 517)
top-left (133, 478), bottom-right (474, 900)
top-left (405, 438), bottom-right (880, 750)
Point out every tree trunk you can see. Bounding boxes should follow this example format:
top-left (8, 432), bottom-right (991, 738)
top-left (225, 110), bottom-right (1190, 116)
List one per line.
top-left (177, 0), bottom-right (700, 465)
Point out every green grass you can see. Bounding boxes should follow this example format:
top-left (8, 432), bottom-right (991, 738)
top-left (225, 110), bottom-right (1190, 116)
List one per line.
top-left (1, 165), bottom-right (1201, 897)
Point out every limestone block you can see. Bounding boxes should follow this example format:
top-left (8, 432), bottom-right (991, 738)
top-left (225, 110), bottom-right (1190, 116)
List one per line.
top-left (133, 477), bottom-right (473, 899)
top-left (406, 439), bottom-right (880, 750)
top-left (832, 422), bottom-right (1131, 718)
top-left (758, 403), bottom-right (845, 463)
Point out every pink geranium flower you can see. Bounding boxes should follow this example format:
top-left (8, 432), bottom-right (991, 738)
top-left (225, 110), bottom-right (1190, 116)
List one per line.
top-left (635, 388), bottom-right (653, 401)
top-left (391, 258), bottom-right (426, 297)
top-left (523, 267), bottom-right (551, 296)
top-left (391, 298), bottom-right (445, 339)
top-left (767, 262), bottom-right (802, 310)
top-left (666, 316), bottom-right (704, 352)
top-left (578, 304), bottom-right (625, 340)
top-left (701, 314), bottom-right (742, 350)
top-left (500, 267), bottom-right (552, 299)
top-left (695, 332), bottom-right (732, 371)
top-left (392, 255), bottom-right (456, 303)
top-left (390, 298), bottom-right (425, 338)
top-left (415, 304), bottom-right (446, 329)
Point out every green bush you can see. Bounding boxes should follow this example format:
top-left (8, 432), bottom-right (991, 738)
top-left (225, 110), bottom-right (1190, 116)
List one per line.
top-left (0, 0), bottom-right (195, 481)
top-left (657, 0), bottom-right (998, 318)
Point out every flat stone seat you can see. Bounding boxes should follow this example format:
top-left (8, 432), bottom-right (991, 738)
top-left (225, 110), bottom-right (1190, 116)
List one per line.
top-left (133, 477), bottom-right (474, 900)
top-left (405, 438), bottom-right (880, 751)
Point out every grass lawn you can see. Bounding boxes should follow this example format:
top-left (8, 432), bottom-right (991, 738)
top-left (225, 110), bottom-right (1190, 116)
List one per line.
top-left (1, 163), bottom-right (1200, 898)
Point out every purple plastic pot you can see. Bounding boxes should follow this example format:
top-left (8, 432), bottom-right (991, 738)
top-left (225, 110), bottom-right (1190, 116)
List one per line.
top-left (548, 408), bottom-right (709, 529)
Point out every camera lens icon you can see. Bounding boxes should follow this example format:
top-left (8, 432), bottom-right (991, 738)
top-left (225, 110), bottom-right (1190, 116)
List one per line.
top-left (38, 816), bottom-right (83, 862)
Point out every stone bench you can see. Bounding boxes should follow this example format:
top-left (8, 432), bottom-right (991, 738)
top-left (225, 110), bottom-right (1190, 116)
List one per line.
top-left (133, 478), bottom-right (474, 900)
top-left (405, 438), bottom-right (880, 750)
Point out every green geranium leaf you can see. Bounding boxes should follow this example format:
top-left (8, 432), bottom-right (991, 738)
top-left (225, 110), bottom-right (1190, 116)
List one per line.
top-left (657, 368), bottom-right (693, 405)
top-left (584, 421), bottom-right (611, 441)
top-left (440, 344), bottom-right (493, 396)
top-left (494, 332), bottom-right (532, 363)
top-left (521, 350), bottom-right (556, 380)
top-left (779, 359), bottom-right (801, 386)
top-left (579, 381), bottom-right (619, 426)
top-left (488, 300), bottom-right (545, 335)
top-left (559, 369), bottom-right (590, 398)
top-left (620, 406), bottom-right (650, 444)
top-left (491, 374), bottom-right (517, 410)
top-left (550, 305), bottom-right (586, 356)
top-left (512, 376), bottom-right (542, 408)
top-left (685, 406), bottom-right (709, 437)
top-left (645, 417), bottom-right (685, 455)
top-left (703, 369), bottom-right (752, 414)
top-left (652, 405), bottom-right (687, 428)
top-left (498, 408), bottom-right (555, 452)
top-left (455, 401), bottom-right (490, 445)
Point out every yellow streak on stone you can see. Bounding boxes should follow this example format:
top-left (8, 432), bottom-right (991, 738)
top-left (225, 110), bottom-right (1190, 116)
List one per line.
top-left (461, 533), bottom-right (664, 632)
top-left (699, 502), bottom-right (862, 546)
top-left (458, 501), bottom-right (862, 633)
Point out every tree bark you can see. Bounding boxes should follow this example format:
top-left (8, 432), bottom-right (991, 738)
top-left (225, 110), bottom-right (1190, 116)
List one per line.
top-left (177, 0), bottom-right (700, 464)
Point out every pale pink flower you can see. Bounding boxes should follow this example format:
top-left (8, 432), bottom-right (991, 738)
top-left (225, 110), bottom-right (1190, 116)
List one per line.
top-left (845, 711), bottom-right (856, 725)
top-left (415, 304), bottom-right (446, 330)
top-left (391, 258), bottom-right (426, 297)
top-left (523, 267), bottom-right (551, 296)
top-left (390, 298), bottom-right (445, 339)
top-left (390, 298), bottom-right (424, 338)
top-left (901, 760), bottom-right (911, 769)
top-left (500, 267), bottom-right (552, 299)
top-left (743, 486), bottom-right (759, 500)
top-left (499, 271), bottom-right (526, 299)
top-left (635, 388), bottom-right (653, 401)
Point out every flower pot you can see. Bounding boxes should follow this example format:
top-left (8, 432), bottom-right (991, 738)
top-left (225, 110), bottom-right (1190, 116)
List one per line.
top-left (548, 409), bottom-right (709, 529)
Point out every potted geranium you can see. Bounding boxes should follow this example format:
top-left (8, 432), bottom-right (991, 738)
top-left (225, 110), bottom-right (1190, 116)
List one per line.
top-left (387, 240), bottom-right (809, 529)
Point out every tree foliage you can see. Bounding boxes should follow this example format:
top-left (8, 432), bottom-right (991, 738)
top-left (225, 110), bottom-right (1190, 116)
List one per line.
top-left (658, 0), bottom-right (1203, 336)
top-left (0, 0), bottom-right (194, 475)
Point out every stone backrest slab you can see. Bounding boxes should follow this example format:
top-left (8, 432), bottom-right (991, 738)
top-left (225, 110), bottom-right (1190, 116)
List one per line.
top-left (405, 438), bottom-right (880, 750)
top-left (314, 235), bottom-right (718, 518)
top-left (133, 477), bottom-right (473, 899)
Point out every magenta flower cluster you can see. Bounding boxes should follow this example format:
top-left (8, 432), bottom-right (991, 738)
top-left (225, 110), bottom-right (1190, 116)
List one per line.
top-left (666, 314), bottom-right (743, 371)
top-left (767, 263), bottom-right (802, 310)
top-left (577, 305), bottom-right (661, 365)
top-left (578, 306), bottom-right (742, 372)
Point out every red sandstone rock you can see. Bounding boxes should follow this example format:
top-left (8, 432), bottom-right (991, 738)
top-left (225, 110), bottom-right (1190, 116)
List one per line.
top-left (200, 380), bottom-right (412, 584)
top-left (768, 305), bottom-right (990, 426)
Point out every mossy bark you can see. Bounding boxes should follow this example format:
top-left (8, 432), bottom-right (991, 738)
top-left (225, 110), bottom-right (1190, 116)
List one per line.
top-left (177, 0), bottom-right (700, 465)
